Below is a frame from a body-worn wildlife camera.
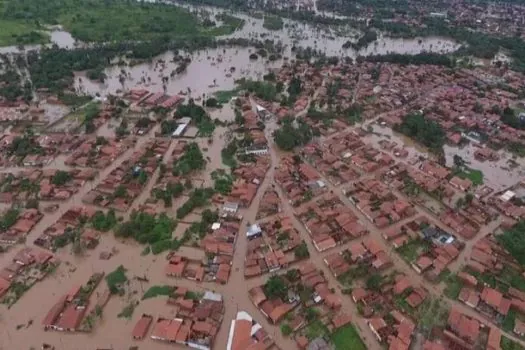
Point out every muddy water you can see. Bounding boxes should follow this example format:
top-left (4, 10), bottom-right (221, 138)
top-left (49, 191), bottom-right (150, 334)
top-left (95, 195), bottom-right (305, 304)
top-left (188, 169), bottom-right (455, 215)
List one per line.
top-left (0, 234), bottom-right (204, 350)
top-left (444, 144), bottom-right (525, 192)
top-left (74, 47), bottom-right (283, 99)
top-left (68, 1), bottom-right (458, 99)
top-left (364, 123), bottom-right (433, 161)
top-left (362, 123), bottom-right (524, 192)
top-left (0, 30), bottom-right (80, 54)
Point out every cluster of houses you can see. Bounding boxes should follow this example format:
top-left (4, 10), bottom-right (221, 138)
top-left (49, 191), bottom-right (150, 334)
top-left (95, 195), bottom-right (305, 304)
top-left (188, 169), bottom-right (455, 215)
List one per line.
top-left (302, 142), bottom-right (361, 186)
top-left (443, 307), bottom-right (503, 350)
top-left (132, 288), bottom-right (224, 350)
top-left (0, 208), bottom-right (43, 245)
top-left (323, 238), bottom-right (393, 278)
top-left (65, 136), bottom-right (135, 169)
top-left (34, 206), bottom-right (98, 250)
top-left (20, 168), bottom-right (96, 200)
top-left (380, 161), bottom-right (483, 239)
top-left (321, 131), bottom-right (395, 175)
top-left (225, 156), bottom-right (270, 208)
top-left (166, 220), bottom-right (239, 284)
top-left (249, 262), bottom-right (343, 324)
top-left (351, 273), bottom-right (429, 350)
top-left (248, 262), bottom-right (356, 349)
top-left (294, 193), bottom-right (368, 252)
top-left (344, 178), bottom-right (416, 228)
top-left (452, 235), bottom-right (525, 335)
top-left (125, 89), bottom-right (184, 112)
top-left (0, 134), bottom-right (54, 167)
top-left (42, 273), bottom-right (106, 332)
top-left (410, 224), bottom-right (463, 281)
top-left (83, 139), bottom-right (170, 211)
top-left (244, 216), bottom-right (308, 278)
top-left (0, 247), bottom-right (58, 305)
top-left (275, 156), bottom-right (328, 207)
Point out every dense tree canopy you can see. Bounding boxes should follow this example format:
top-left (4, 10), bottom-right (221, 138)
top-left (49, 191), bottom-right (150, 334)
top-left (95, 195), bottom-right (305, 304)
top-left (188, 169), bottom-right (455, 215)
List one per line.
top-left (172, 143), bottom-right (206, 176)
top-left (263, 275), bottom-right (288, 300)
top-left (273, 117), bottom-right (317, 151)
top-left (497, 221), bottom-right (525, 266)
top-left (394, 113), bottom-right (445, 152)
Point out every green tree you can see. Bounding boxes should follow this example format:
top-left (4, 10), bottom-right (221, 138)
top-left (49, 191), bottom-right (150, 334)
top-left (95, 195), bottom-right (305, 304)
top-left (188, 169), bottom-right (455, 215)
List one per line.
top-left (114, 185), bottom-right (127, 198)
top-left (294, 242), bottom-right (310, 259)
top-left (366, 274), bottom-right (383, 291)
top-left (280, 323), bottom-right (292, 336)
top-left (52, 170), bottom-right (72, 185)
top-left (263, 275), bottom-right (287, 300)
top-left (497, 221), bottom-right (525, 266)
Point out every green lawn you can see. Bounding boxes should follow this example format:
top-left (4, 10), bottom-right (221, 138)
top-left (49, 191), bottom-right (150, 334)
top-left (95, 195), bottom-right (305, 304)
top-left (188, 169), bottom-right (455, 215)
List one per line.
top-left (443, 274), bottom-right (464, 299)
top-left (214, 89), bottom-right (240, 104)
top-left (331, 324), bottom-right (367, 350)
top-left (0, 0), bottom-right (239, 45)
top-left (304, 320), bottom-right (329, 340)
top-left (457, 167), bottom-right (484, 185)
top-left (502, 308), bottom-right (518, 332)
top-left (0, 20), bottom-right (48, 46)
top-left (263, 15), bottom-right (284, 30)
top-left (396, 239), bottom-right (427, 263)
top-left (142, 285), bottom-right (174, 300)
top-left (502, 336), bottom-right (525, 350)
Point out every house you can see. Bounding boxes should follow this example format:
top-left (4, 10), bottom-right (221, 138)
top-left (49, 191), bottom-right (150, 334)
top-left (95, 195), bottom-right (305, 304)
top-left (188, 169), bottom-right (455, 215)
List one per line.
top-left (368, 317), bottom-right (388, 342)
top-left (514, 319), bottom-right (525, 337)
top-left (54, 304), bottom-right (87, 332)
top-left (487, 327), bottom-right (501, 350)
top-left (446, 307), bottom-right (480, 345)
top-left (449, 176), bottom-right (473, 192)
top-left (132, 314), bottom-right (153, 340)
top-left (226, 311), bottom-right (273, 350)
top-left (150, 317), bottom-right (183, 343)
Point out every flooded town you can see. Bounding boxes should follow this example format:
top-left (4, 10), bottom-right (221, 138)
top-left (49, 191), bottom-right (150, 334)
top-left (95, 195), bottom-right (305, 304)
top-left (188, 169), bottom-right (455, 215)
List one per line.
top-left (0, 0), bottom-right (525, 350)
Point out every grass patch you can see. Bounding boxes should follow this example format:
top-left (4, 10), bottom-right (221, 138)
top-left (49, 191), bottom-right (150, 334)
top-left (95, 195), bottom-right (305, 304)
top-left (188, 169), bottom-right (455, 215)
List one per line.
top-left (117, 301), bottom-right (137, 319)
top-left (393, 294), bottom-right (416, 316)
top-left (444, 274), bottom-right (464, 299)
top-left (502, 336), bottom-right (525, 350)
top-left (304, 319), bottom-right (329, 340)
top-left (142, 285), bottom-right (174, 300)
top-left (396, 239), bottom-right (427, 263)
top-left (500, 266), bottom-right (525, 292)
top-left (214, 89), bottom-right (239, 104)
top-left (457, 167), bottom-right (484, 185)
top-left (503, 308), bottom-right (518, 332)
top-left (331, 324), bottom-right (366, 350)
top-left (263, 15), bottom-right (284, 30)
top-left (0, 0), bottom-right (240, 45)
top-left (184, 290), bottom-right (202, 301)
top-left (417, 298), bottom-right (449, 337)
top-left (58, 3), bottom-right (224, 42)
top-left (337, 264), bottom-right (368, 287)
top-left (0, 20), bottom-right (49, 46)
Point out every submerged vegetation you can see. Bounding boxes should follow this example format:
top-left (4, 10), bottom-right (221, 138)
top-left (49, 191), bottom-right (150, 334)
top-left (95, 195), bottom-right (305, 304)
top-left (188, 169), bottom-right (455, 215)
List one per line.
top-left (0, 0), bottom-right (242, 45)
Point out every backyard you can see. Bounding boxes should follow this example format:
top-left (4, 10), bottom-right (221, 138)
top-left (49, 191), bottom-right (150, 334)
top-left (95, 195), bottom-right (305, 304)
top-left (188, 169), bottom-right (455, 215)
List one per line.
top-left (331, 324), bottom-right (367, 350)
top-left (456, 166), bottom-right (484, 186)
top-left (396, 239), bottom-right (429, 263)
